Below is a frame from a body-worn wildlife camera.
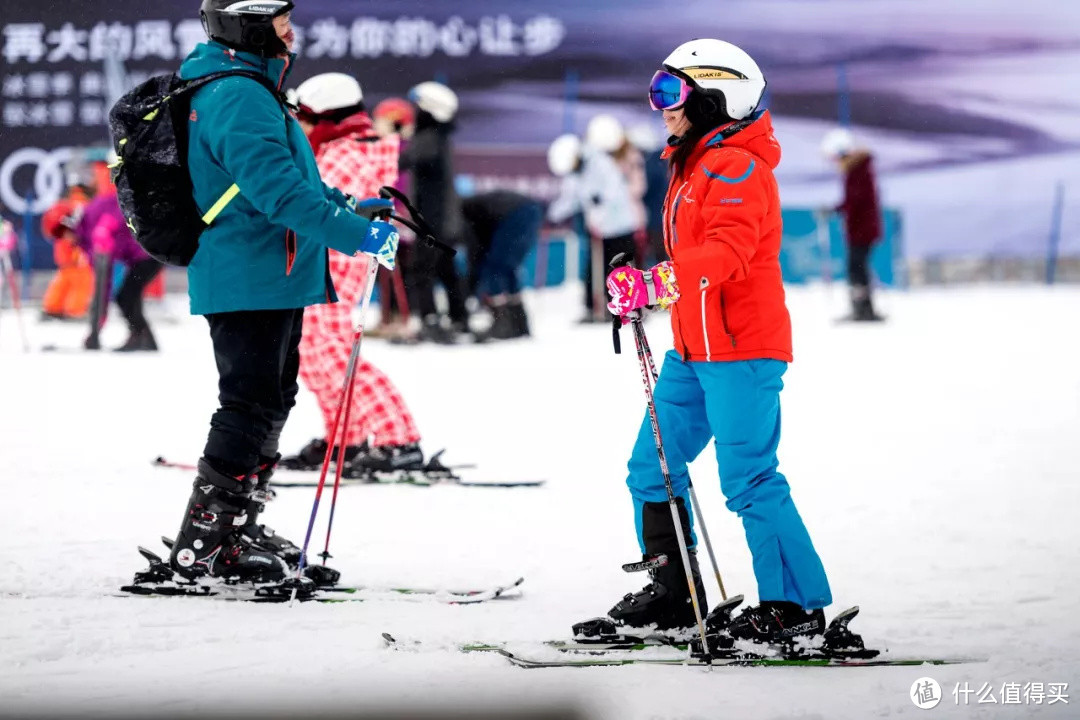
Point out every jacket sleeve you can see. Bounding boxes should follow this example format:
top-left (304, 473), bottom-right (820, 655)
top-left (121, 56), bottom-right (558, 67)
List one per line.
top-left (547, 175), bottom-right (583, 224)
top-left (202, 78), bottom-right (373, 256)
top-left (672, 151), bottom-right (769, 286)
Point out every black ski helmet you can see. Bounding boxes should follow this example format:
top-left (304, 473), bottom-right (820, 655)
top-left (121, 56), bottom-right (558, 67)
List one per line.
top-left (200, 0), bottom-right (295, 58)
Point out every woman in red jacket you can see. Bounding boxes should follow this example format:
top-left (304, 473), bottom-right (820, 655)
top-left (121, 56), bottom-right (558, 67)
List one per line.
top-left (584, 39), bottom-right (832, 647)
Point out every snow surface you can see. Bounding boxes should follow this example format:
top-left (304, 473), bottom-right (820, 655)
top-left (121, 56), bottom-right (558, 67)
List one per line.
top-left (2, 283), bottom-right (1079, 719)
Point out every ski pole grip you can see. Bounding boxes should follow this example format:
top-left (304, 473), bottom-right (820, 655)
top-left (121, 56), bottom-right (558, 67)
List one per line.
top-left (378, 186), bottom-right (456, 257)
top-left (608, 253), bottom-right (631, 354)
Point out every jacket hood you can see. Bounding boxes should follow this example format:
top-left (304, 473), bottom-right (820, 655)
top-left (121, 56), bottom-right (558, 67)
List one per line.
top-left (307, 111), bottom-right (375, 154)
top-left (179, 41), bottom-right (295, 91)
top-left (707, 111), bottom-right (781, 169)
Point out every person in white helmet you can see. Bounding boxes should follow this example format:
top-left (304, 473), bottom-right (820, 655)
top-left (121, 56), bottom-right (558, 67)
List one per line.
top-left (821, 128), bottom-right (885, 322)
top-left (579, 38), bottom-right (840, 654)
top-left (588, 113), bottom-right (649, 260)
top-left (399, 81), bottom-right (470, 343)
top-left (279, 72), bottom-right (429, 477)
top-left (547, 125), bottom-right (640, 323)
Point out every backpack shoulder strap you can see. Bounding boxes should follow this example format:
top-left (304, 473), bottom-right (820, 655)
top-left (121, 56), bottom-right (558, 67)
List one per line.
top-left (180, 70), bottom-right (285, 104)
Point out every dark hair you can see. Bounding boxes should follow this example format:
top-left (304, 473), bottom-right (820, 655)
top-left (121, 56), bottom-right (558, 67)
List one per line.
top-left (668, 122), bottom-right (711, 179)
top-left (298, 101), bottom-right (366, 125)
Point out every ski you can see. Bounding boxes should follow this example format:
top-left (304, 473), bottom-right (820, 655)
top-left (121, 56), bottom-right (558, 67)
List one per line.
top-left (382, 633), bottom-right (981, 668)
top-left (384, 603), bottom-right (985, 668)
top-left (494, 649), bottom-right (983, 669)
top-left (121, 546), bottom-right (524, 604)
top-left (152, 456), bottom-right (545, 488)
top-left (268, 475), bottom-right (546, 489)
top-left (382, 632), bottom-right (682, 654)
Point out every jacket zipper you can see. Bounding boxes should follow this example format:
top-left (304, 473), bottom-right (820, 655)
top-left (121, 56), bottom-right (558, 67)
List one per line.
top-left (699, 277), bottom-right (712, 362)
top-left (666, 180), bottom-right (690, 254)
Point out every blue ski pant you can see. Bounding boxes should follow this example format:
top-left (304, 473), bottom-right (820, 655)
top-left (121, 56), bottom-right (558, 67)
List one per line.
top-left (626, 351), bottom-right (832, 609)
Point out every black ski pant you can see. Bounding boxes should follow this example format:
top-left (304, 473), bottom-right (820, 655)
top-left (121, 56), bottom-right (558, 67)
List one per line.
top-left (203, 308), bottom-right (304, 478)
top-left (847, 243), bottom-right (873, 289)
top-left (410, 244), bottom-right (469, 325)
top-left (115, 258), bottom-right (163, 334)
top-left (584, 232), bottom-right (638, 313)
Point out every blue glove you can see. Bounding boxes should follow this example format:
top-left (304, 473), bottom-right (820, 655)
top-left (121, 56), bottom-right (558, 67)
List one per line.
top-left (347, 196), bottom-right (394, 221)
top-left (358, 220), bottom-right (400, 271)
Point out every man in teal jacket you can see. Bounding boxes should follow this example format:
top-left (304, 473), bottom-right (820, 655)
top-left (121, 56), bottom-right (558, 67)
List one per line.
top-left (167, 0), bottom-right (398, 586)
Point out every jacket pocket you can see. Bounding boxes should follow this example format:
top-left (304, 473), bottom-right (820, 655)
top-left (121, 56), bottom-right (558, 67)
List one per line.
top-left (284, 229), bottom-right (296, 276)
top-left (698, 277), bottom-right (736, 360)
top-left (718, 285), bottom-right (736, 350)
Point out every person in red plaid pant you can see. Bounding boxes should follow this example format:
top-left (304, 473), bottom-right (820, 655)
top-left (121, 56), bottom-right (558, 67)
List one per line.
top-left (280, 73), bottom-right (426, 475)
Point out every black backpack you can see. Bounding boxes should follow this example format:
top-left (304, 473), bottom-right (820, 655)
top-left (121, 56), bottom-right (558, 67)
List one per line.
top-left (107, 71), bottom-right (282, 266)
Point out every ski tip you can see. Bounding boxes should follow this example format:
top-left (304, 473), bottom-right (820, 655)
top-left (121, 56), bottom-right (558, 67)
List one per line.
top-left (153, 456), bottom-right (166, 465)
top-left (381, 632), bottom-right (397, 645)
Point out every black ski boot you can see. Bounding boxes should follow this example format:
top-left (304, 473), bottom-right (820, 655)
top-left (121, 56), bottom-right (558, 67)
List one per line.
top-left (279, 438), bottom-right (364, 471)
top-left (168, 459), bottom-right (288, 583)
top-left (115, 327), bottom-right (158, 352)
top-left (474, 297), bottom-right (530, 342)
top-left (507, 297), bottom-right (530, 338)
top-left (344, 442), bottom-right (426, 478)
top-left (237, 455), bottom-right (340, 586)
top-left (726, 600), bottom-right (826, 645)
top-left (573, 499), bottom-right (707, 639)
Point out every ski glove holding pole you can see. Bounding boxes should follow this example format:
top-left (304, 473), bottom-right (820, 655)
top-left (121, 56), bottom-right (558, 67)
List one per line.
top-left (358, 221), bottom-right (400, 271)
top-left (346, 196), bottom-right (400, 271)
top-left (606, 260), bottom-right (680, 323)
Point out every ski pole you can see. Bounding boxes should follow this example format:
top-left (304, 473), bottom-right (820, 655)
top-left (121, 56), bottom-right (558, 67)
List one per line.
top-left (627, 314), bottom-right (710, 663)
top-left (0, 249), bottom-right (29, 352)
top-left (290, 262), bottom-right (375, 604)
top-left (636, 324), bottom-right (727, 601)
top-left (319, 257), bottom-right (379, 566)
top-left (291, 189), bottom-right (451, 603)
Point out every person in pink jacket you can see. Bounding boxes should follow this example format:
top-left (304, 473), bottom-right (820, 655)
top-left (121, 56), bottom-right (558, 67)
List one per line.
top-left (77, 192), bottom-right (163, 351)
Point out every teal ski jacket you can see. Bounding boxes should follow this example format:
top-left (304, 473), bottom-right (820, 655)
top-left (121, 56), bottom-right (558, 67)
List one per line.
top-left (179, 42), bottom-right (377, 315)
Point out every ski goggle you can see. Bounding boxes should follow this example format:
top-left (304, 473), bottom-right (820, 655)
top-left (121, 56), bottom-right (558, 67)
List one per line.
top-left (649, 70), bottom-right (692, 111)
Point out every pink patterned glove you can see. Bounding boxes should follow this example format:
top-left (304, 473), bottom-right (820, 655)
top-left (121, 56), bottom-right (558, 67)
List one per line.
top-left (606, 261), bottom-right (680, 320)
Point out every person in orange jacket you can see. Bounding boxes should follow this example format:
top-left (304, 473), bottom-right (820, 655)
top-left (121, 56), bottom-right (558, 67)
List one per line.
top-left (40, 188), bottom-right (94, 320)
top-left (583, 39), bottom-right (832, 649)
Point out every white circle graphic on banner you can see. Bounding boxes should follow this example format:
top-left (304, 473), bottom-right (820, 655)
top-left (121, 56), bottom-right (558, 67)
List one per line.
top-left (0, 147), bottom-right (74, 215)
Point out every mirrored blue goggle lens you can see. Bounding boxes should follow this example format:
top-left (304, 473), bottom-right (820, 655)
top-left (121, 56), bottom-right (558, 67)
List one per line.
top-left (649, 71), bottom-right (690, 110)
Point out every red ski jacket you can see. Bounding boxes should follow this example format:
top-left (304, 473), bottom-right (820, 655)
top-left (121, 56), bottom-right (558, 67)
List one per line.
top-left (662, 111), bottom-right (792, 363)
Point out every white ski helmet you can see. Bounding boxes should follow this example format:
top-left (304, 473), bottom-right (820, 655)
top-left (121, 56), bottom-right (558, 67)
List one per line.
top-left (585, 114), bottom-right (625, 153)
top-left (662, 38), bottom-right (766, 122)
top-left (409, 81), bottom-right (459, 123)
top-left (821, 128), bottom-right (856, 159)
top-left (547, 134), bottom-right (582, 177)
top-left (294, 73), bottom-right (363, 116)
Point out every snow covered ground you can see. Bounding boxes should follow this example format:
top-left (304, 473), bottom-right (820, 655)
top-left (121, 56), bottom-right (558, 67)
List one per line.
top-left (1, 282), bottom-right (1078, 719)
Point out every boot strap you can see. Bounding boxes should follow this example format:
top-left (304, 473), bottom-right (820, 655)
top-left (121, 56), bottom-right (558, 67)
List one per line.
top-left (191, 506), bottom-right (248, 533)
